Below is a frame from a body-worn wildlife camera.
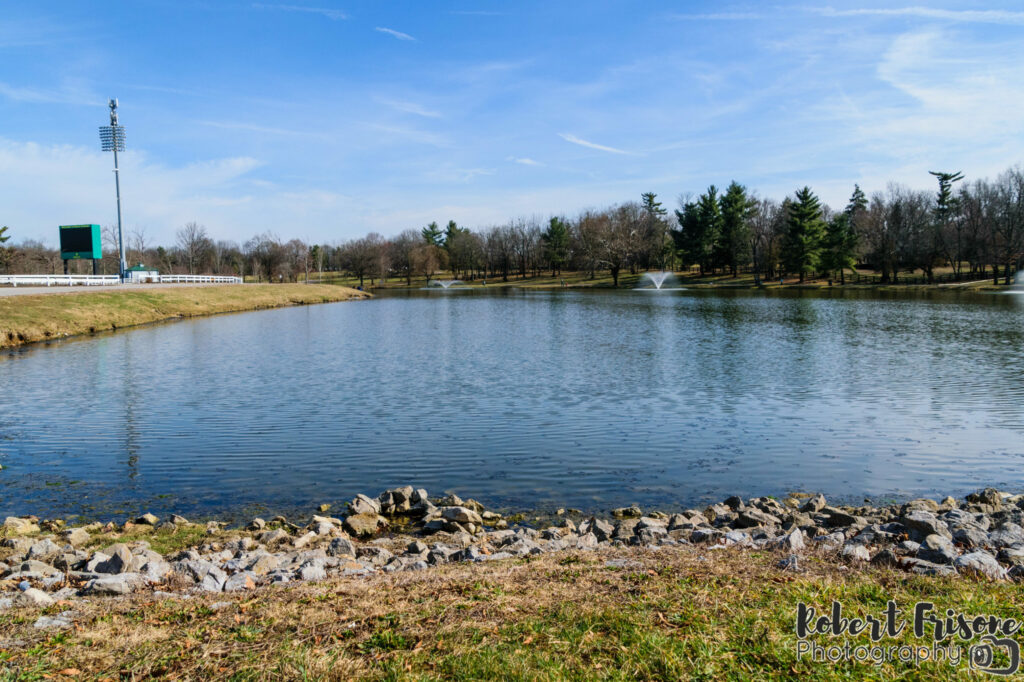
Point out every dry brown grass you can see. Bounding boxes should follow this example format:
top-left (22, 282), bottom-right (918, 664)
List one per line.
top-left (1, 546), bottom-right (1017, 680)
top-left (0, 284), bottom-right (369, 349)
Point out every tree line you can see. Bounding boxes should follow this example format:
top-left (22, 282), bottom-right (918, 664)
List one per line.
top-left (2, 165), bottom-right (1022, 284)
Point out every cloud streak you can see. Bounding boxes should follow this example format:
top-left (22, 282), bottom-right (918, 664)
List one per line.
top-left (810, 6), bottom-right (1024, 26)
top-left (508, 156), bottom-right (543, 166)
top-left (251, 4), bottom-right (348, 21)
top-left (375, 27), bottom-right (416, 41)
top-left (558, 133), bottom-right (632, 155)
top-left (379, 99), bottom-right (441, 118)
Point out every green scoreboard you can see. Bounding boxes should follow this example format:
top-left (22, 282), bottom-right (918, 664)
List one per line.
top-left (59, 224), bottom-right (102, 260)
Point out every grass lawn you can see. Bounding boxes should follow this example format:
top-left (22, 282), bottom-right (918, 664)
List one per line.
top-left (0, 284), bottom-right (369, 350)
top-left (0, 545), bottom-right (1015, 680)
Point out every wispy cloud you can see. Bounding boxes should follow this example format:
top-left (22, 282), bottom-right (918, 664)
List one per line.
top-left (809, 6), bottom-right (1024, 26)
top-left (507, 156), bottom-right (543, 166)
top-left (670, 12), bottom-right (761, 21)
top-left (558, 133), bottom-right (632, 155)
top-left (0, 82), bottom-right (98, 106)
top-left (378, 98), bottom-right (441, 118)
top-left (375, 27), bottom-right (416, 41)
top-left (251, 4), bottom-right (348, 20)
top-left (198, 120), bottom-right (329, 139)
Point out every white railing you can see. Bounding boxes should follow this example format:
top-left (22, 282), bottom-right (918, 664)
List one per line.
top-left (0, 274), bottom-right (121, 287)
top-left (157, 275), bottom-right (243, 284)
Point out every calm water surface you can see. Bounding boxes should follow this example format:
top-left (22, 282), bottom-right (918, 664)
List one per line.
top-left (1, 288), bottom-right (1023, 520)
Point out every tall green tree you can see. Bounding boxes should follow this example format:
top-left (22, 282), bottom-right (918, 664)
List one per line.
top-left (421, 221), bottom-right (443, 246)
top-left (820, 213), bottom-right (858, 284)
top-left (673, 187), bottom-right (722, 276)
top-left (641, 192), bottom-right (666, 218)
top-left (717, 181), bottom-right (754, 277)
top-left (541, 216), bottom-right (570, 276)
top-left (443, 220), bottom-right (461, 249)
top-left (0, 226), bottom-right (10, 273)
top-left (781, 186), bottom-right (826, 282)
top-left (928, 170), bottom-right (965, 279)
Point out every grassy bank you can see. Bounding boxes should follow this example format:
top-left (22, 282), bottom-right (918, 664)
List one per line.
top-left (0, 545), bottom-right (1016, 680)
top-left (0, 284), bottom-right (369, 350)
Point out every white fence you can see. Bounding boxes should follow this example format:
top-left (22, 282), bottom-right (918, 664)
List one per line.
top-left (0, 274), bottom-right (120, 287)
top-left (156, 275), bottom-right (243, 284)
top-left (0, 274), bottom-right (242, 287)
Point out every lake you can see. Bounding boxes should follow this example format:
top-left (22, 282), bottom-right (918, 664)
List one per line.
top-left (2, 287), bottom-right (1023, 521)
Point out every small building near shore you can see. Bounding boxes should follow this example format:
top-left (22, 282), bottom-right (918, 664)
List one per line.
top-left (125, 263), bottom-right (160, 283)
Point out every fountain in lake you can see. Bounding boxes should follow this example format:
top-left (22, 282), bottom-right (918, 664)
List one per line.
top-left (638, 271), bottom-right (677, 290)
top-left (429, 279), bottom-right (463, 289)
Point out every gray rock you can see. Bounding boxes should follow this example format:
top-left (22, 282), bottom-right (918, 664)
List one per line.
top-left (871, 549), bottom-right (900, 567)
top-left (988, 524), bottom-right (1024, 548)
top-left (247, 518), bottom-right (267, 531)
top-left (299, 562), bottom-right (327, 581)
top-left (722, 530), bottom-right (752, 547)
top-left (954, 552), bottom-right (1006, 580)
top-left (174, 560), bottom-right (227, 592)
top-left (343, 513), bottom-right (386, 538)
top-left (966, 488), bottom-right (1003, 507)
top-left (292, 531), bottom-right (318, 549)
top-left (952, 526), bottom-right (990, 549)
top-left (901, 511), bottom-right (952, 541)
top-left (441, 506), bottom-right (483, 526)
top-left (95, 544), bottom-right (133, 574)
top-left (917, 535), bottom-right (959, 564)
top-left (356, 546), bottom-right (393, 566)
top-left (33, 610), bottom-right (77, 629)
top-left (135, 513), bottom-right (159, 526)
top-left (734, 508), bottom-right (781, 529)
top-left (998, 546), bottom-right (1024, 566)
top-left (905, 559), bottom-right (957, 577)
top-left (17, 560), bottom-right (61, 577)
top-left (587, 518), bottom-right (615, 542)
top-left (349, 493), bottom-right (381, 516)
top-left (61, 527), bottom-right (90, 547)
top-left (327, 537), bottom-right (357, 558)
top-left (406, 540), bottom-right (428, 555)
top-left (223, 572), bottom-right (257, 592)
top-left (841, 544), bottom-right (870, 562)
top-left (83, 573), bottom-right (146, 596)
top-left (15, 588), bottom-right (54, 607)
top-left (801, 494), bottom-right (827, 513)
top-left (773, 529), bottom-right (805, 552)
top-left (26, 538), bottom-right (61, 561)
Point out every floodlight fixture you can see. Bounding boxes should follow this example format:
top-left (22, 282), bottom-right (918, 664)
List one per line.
top-left (98, 98), bottom-right (127, 279)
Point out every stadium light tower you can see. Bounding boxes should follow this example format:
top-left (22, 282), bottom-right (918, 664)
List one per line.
top-left (99, 98), bottom-right (127, 280)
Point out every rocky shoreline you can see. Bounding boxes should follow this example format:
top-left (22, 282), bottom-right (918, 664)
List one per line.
top-left (2, 486), bottom-right (1022, 623)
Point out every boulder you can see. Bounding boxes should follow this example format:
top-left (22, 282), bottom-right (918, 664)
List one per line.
top-left (343, 513), bottom-right (387, 538)
top-left (83, 573), bottom-right (146, 596)
top-left (773, 529), bottom-right (805, 553)
top-left (966, 488), bottom-right (1003, 507)
top-left (611, 506), bottom-right (642, 519)
top-left (349, 494), bottom-right (381, 516)
top-left (988, 524), bottom-right (1024, 548)
top-left (95, 544), bottom-right (134, 574)
top-left (900, 511), bottom-right (952, 541)
top-left (135, 513), bottom-right (159, 526)
top-left (841, 544), bottom-right (870, 562)
top-left (15, 588), bottom-right (54, 607)
top-left (800, 494), bottom-right (827, 513)
top-left (954, 552), bottom-right (1006, 581)
top-left (441, 506), bottom-right (483, 526)
top-left (61, 528), bottom-right (91, 546)
top-left (327, 537), bottom-right (357, 558)
top-left (258, 529), bottom-right (290, 546)
top-left (223, 572), bottom-right (257, 592)
top-left (734, 508), bottom-right (781, 529)
top-left (3, 517), bottom-right (40, 535)
top-left (916, 535), bottom-right (959, 564)
top-left (26, 538), bottom-right (61, 561)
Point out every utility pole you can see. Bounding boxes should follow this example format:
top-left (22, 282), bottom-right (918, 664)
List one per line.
top-left (99, 99), bottom-right (127, 280)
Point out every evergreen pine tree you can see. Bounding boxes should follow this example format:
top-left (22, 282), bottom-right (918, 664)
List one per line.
top-left (781, 187), bottom-right (826, 282)
top-left (821, 213), bottom-right (858, 284)
top-left (421, 221), bottom-right (443, 246)
top-left (541, 217), bottom-right (570, 276)
top-left (718, 181), bottom-right (754, 277)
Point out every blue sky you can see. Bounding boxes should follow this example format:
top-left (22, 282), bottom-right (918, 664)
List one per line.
top-left (2, 1), bottom-right (1023, 246)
